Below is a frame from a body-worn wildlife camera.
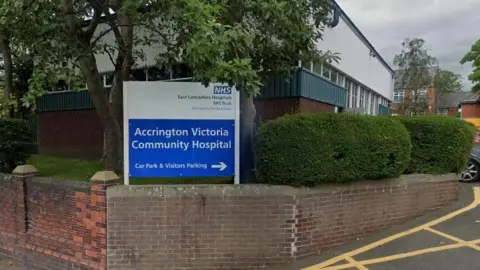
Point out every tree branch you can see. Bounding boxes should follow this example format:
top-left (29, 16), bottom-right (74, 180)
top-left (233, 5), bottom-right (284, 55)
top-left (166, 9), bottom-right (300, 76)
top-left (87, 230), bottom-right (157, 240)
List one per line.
top-left (62, 0), bottom-right (78, 36)
top-left (101, 7), bottom-right (126, 50)
top-left (92, 23), bottom-right (136, 46)
top-left (104, 46), bottom-right (116, 68)
top-left (85, 4), bottom-right (102, 40)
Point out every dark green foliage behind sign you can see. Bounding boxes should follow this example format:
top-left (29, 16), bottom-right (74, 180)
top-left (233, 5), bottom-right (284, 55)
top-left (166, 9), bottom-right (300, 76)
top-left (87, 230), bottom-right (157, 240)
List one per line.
top-left (254, 113), bottom-right (412, 187)
top-left (398, 116), bottom-right (475, 174)
top-left (0, 119), bottom-right (33, 173)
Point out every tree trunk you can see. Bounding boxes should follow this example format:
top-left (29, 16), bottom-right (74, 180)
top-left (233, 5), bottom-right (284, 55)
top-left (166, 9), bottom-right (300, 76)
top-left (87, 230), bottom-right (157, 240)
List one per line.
top-left (78, 54), bottom-right (123, 173)
top-left (240, 90), bottom-right (256, 183)
top-left (0, 34), bottom-right (15, 118)
top-left (106, 15), bottom-right (134, 175)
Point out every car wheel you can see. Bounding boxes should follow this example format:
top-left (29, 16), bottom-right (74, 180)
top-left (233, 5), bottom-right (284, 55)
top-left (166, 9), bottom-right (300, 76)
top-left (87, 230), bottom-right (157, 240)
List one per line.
top-left (461, 159), bottom-right (480, 182)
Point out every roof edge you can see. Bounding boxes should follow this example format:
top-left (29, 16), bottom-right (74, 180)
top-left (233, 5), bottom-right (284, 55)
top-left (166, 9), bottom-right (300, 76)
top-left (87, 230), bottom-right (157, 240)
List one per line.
top-left (332, 1), bottom-right (395, 76)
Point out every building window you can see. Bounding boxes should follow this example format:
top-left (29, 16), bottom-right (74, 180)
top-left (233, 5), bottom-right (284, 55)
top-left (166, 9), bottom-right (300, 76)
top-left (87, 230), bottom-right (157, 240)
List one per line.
top-left (345, 79), bottom-right (352, 108)
top-left (394, 89), bottom-right (404, 102)
top-left (438, 109), bottom-right (448, 115)
top-left (352, 83), bottom-right (358, 107)
top-left (302, 61), bottom-right (312, 71)
top-left (365, 90), bottom-right (371, 114)
top-left (322, 64), bottom-right (331, 80)
top-left (414, 88), bottom-right (427, 100)
top-left (330, 69), bottom-right (338, 84)
top-left (359, 87), bottom-right (366, 109)
top-left (147, 66), bottom-right (171, 81)
top-left (129, 69), bottom-right (147, 81)
top-left (338, 73), bottom-right (345, 87)
top-left (313, 62), bottom-right (322, 75)
top-left (370, 93), bottom-right (375, 115)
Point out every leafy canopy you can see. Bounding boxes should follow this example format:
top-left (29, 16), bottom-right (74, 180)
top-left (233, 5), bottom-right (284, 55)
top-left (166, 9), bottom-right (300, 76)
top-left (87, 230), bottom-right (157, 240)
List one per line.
top-left (2, 0), bottom-right (340, 100)
top-left (460, 39), bottom-right (480, 93)
top-left (393, 38), bottom-right (438, 115)
top-left (434, 69), bottom-right (463, 93)
top-left (394, 38), bottom-right (438, 91)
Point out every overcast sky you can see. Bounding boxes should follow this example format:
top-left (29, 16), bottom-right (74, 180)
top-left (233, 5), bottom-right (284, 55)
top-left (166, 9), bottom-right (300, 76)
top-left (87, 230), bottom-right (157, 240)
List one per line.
top-left (336, 0), bottom-right (479, 90)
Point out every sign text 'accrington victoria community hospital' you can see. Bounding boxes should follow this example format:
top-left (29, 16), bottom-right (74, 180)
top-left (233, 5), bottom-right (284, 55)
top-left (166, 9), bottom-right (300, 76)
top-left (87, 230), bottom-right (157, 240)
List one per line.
top-left (123, 82), bottom-right (240, 182)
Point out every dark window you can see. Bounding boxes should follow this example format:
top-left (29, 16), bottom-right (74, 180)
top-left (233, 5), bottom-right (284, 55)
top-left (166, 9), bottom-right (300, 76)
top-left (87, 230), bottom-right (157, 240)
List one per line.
top-left (129, 69), bottom-right (147, 81)
top-left (105, 73), bottom-right (114, 86)
top-left (54, 80), bottom-right (69, 92)
top-left (171, 63), bottom-right (193, 79)
top-left (147, 67), bottom-right (171, 81)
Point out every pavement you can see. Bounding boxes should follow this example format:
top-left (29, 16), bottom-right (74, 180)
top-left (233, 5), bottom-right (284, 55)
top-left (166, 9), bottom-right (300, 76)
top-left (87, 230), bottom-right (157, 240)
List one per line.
top-left (0, 254), bottom-right (20, 270)
top-left (286, 183), bottom-right (480, 270)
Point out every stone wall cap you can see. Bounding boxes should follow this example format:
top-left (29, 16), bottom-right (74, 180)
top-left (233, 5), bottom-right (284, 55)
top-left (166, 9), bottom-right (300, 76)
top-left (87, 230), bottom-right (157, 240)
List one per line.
top-left (106, 173), bottom-right (459, 198)
top-left (90, 171), bottom-right (120, 183)
top-left (12, 165), bottom-right (37, 175)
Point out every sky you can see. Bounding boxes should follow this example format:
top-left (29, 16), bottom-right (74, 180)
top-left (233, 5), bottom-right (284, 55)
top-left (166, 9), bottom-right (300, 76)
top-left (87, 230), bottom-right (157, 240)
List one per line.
top-left (336, 0), bottom-right (479, 90)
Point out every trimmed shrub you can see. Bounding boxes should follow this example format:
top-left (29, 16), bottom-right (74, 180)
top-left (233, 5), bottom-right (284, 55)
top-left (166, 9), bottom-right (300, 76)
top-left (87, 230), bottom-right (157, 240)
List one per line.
top-left (0, 118), bottom-right (33, 173)
top-left (255, 113), bottom-right (412, 187)
top-left (397, 116), bottom-right (475, 174)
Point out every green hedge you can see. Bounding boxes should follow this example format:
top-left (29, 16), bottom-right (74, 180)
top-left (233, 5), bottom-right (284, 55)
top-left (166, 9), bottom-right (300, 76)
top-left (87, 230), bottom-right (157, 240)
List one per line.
top-left (255, 113), bottom-right (412, 187)
top-left (0, 119), bottom-right (33, 173)
top-left (398, 116), bottom-right (475, 174)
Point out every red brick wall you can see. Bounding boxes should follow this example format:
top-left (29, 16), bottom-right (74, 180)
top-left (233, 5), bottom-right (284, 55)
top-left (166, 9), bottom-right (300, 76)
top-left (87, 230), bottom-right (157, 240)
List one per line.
top-left (255, 97), bottom-right (335, 123)
top-left (107, 177), bottom-right (458, 269)
top-left (447, 107), bottom-right (458, 116)
top-left (37, 110), bottom-right (104, 160)
top-left (299, 98), bottom-right (336, 114)
top-left (427, 87), bottom-right (436, 113)
top-left (37, 99), bottom-right (335, 160)
top-left (0, 173), bottom-right (111, 270)
top-left (461, 103), bottom-right (480, 118)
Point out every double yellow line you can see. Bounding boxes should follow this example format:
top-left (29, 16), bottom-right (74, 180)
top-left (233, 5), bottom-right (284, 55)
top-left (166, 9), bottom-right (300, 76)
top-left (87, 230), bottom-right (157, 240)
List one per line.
top-left (303, 187), bottom-right (480, 270)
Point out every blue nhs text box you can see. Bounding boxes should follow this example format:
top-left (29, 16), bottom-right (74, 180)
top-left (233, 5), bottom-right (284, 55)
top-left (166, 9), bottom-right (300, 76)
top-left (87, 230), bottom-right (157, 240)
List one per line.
top-left (128, 119), bottom-right (235, 178)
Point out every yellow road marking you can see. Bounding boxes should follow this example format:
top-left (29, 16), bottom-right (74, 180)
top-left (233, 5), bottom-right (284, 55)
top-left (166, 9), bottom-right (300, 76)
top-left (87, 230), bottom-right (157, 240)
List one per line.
top-left (344, 255), bottom-right (368, 270)
top-left (302, 187), bottom-right (480, 270)
top-left (320, 239), bottom-right (480, 270)
top-left (424, 227), bottom-right (480, 251)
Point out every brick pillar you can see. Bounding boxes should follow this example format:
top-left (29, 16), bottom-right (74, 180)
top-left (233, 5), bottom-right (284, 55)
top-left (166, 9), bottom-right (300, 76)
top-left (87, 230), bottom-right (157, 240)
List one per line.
top-left (11, 165), bottom-right (37, 255)
top-left (89, 171), bottom-right (120, 270)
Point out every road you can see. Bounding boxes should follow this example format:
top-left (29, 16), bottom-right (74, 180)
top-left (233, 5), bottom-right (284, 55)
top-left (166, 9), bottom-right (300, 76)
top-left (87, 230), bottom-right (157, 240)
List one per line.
top-left (288, 183), bottom-right (480, 270)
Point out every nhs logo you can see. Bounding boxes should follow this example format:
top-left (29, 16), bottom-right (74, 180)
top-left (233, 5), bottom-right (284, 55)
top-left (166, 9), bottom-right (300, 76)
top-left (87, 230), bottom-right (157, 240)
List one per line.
top-left (213, 86), bottom-right (232, 95)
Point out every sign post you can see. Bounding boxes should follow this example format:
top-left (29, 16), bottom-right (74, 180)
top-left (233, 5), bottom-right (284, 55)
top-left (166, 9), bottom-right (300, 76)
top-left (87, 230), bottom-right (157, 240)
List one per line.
top-left (123, 82), bottom-right (240, 185)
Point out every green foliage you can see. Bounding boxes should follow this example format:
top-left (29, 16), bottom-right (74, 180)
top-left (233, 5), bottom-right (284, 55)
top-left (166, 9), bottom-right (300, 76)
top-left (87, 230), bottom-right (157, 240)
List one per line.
top-left (398, 116), bottom-right (475, 174)
top-left (434, 69), bottom-right (463, 93)
top-left (254, 113), bottom-right (412, 187)
top-left (0, 93), bottom-right (17, 117)
top-left (394, 38), bottom-right (438, 115)
top-left (460, 39), bottom-right (480, 93)
top-left (2, 0), bottom-right (341, 97)
top-left (0, 118), bottom-right (33, 173)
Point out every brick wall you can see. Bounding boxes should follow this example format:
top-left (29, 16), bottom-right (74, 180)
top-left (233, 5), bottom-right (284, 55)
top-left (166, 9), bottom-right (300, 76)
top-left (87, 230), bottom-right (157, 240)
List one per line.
top-left (426, 87), bottom-right (436, 113)
top-left (37, 99), bottom-right (335, 160)
top-left (0, 171), bottom-right (114, 270)
top-left (37, 109), bottom-right (103, 160)
top-left (461, 103), bottom-right (480, 118)
top-left (255, 97), bottom-right (335, 123)
top-left (447, 107), bottom-right (458, 116)
top-left (107, 175), bottom-right (458, 269)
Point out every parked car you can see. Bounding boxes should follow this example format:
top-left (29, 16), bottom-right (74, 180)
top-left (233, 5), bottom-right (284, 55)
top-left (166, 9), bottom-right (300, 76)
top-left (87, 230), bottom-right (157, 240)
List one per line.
top-left (461, 130), bottom-right (480, 182)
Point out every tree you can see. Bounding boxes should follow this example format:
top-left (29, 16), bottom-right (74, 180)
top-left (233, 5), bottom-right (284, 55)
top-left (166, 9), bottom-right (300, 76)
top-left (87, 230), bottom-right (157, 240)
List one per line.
top-left (434, 69), bottom-right (463, 93)
top-left (394, 38), bottom-right (438, 115)
top-left (4, 0), bottom-right (339, 176)
top-left (460, 39), bottom-right (480, 93)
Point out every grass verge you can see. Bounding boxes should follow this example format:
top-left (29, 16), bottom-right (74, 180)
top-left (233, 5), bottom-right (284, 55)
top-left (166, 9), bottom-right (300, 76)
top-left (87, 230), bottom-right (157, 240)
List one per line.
top-left (27, 155), bottom-right (233, 184)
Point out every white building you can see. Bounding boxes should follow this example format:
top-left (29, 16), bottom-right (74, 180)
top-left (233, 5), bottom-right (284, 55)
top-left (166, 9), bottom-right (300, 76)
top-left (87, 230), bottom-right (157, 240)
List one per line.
top-left (299, 1), bottom-right (394, 115)
top-left (49, 0), bottom-right (394, 116)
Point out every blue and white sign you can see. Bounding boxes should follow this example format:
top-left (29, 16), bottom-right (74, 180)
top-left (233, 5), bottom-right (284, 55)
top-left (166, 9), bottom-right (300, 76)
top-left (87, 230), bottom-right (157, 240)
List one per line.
top-left (123, 82), bottom-right (240, 184)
